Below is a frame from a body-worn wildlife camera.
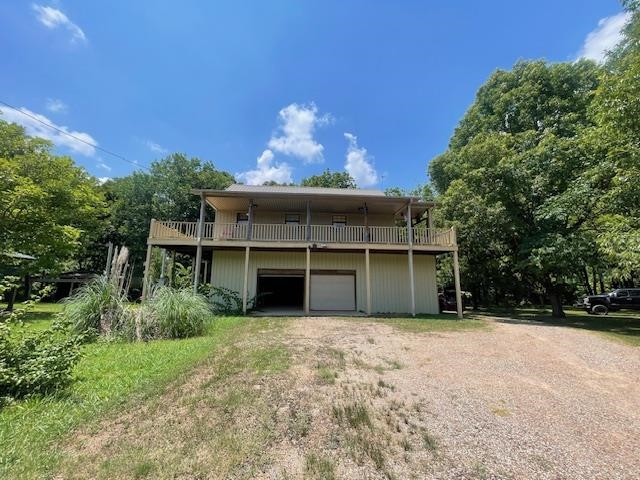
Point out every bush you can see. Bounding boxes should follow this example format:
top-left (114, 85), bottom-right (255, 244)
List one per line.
top-left (199, 284), bottom-right (259, 315)
top-left (63, 276), bottom-right (128, 339)
top-left (140, 287), bottom-right (211, 339)
top-left (0, 321), bottom-right (82, 402)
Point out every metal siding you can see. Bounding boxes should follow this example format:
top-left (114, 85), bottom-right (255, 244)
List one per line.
top-left (211, 250), bottom-right (437, 314)
top-left (370, 254), bottom-right (438, 314)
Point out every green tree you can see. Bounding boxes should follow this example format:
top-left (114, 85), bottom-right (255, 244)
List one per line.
top-left (300, 169), bottom-right (356, 188)
top-left (429, 61), bottom-right (603, 317)
top-left (0, 120), bottom-right (105, 274)
top-left (108, 153), bottom-right (234, 268)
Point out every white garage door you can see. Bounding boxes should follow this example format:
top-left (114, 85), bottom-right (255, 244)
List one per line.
top-left (310, 274), bottom-right (356, 311)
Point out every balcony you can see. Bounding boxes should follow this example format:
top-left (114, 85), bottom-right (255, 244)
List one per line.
top-left (149, 220), bottom-right (456, 248)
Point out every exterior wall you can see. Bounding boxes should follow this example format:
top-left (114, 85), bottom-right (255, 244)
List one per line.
top-left (210, 249), bottom-right (438, 314)
top-left (214, 209), bottom-right (396, 227)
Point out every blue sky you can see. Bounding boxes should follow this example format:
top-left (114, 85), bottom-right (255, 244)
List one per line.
top-left (0, 1), bottom-right (628, 189)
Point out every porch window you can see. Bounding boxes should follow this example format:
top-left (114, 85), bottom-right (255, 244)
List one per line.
top-left (332, 215), bottom-right (347, 227)
top-left (285, 213), bottom-right (300, 225)
top-left (236, 212), bottom-right (249, 224)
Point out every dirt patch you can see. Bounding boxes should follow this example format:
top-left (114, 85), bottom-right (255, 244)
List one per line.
top-left (56, 317), bottom-right (640, 479)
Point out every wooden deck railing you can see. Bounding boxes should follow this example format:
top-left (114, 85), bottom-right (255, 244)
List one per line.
top-left (149, 220), bottom-right (456, 247)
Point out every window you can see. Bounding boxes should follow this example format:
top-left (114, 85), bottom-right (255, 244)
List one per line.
top-left (332, 215), bottom-right (347, 227)
top-left (285, 213), bottom-right (300, 225)
top-left (236, 212), bottom-right (249, 224)
top-left (629, 289), bottom-right (640, 297)
top-left (616, 290), bottom-right (629, 297)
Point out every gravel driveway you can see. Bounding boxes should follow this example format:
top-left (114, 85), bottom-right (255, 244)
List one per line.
top-left (265, 317), bottom-right (640, 479)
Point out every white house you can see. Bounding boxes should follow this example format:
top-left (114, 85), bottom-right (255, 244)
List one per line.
top-left (143, 184), bottom-right (462, 317)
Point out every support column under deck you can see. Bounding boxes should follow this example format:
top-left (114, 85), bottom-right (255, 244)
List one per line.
top-left (141, 243), bottom-right (153, 300)
top-left (453, 249), bottom-right (463, 319)
top-left (365, 247), bottom-right (371, 315)
top-left (242, 246), bottom-right (250, 314)
top-left (305, 247), bottom-right (311, 314)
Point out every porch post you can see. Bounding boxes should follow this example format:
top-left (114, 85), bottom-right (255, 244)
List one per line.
top-left (306, 200), bottom-right (311, 241)
top-left (159, 248), bottom-right (167, 282)
top-left (365, 247), bottom-right (371, 315)
top-left (242, 246), bottom-right (250, 314)
top-left (407, 201), bottom-right (416, 316)
top-left (194, 193), bottom-right (206, 292)
top-left (202, 260), bottom-right (208, 286)
top-left (170, 249), bottom-right (176, 287)
top-left (247, 199), bottom-right (254, 240)
top-left (209, 249), bottom-right (215, 284)
top-left (141, 242), bottom-right (153, 300)
top-left (453, 229), bottom-right (463, 319)
top-left (305, 246), bottom-right (311, 314)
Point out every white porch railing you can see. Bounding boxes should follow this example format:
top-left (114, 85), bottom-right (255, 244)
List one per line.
top-left (150, 220), bottom-right (456, 247)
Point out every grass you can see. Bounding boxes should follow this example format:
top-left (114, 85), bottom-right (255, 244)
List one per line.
top-left (53, 317), bottom-right (291, 479)
top-left (0, 306), bottom-right (248, 480)
top-left (305, 452), bottom-right (336, 480)
top-left (332, 401), bottom-right (373, 429)
top-left (471, 307), bottom-right (640, 347)
top-left (365, 314), bottom-right (488, 333)
top-left (1, 301), bottom-right (65, 332)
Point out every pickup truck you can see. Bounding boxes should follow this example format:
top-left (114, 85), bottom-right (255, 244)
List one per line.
top-left (583, 288), bottom-right (640, 314)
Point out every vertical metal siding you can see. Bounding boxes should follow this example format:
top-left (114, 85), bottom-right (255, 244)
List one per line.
top-left (211, 250), bottom-right (437, 314)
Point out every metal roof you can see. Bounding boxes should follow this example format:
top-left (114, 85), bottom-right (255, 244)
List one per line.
top-left (225, 184), bottom-right (387, 197)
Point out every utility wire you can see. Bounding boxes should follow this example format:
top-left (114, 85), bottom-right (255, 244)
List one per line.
top-left (0, 99), bottom-right (148, 171)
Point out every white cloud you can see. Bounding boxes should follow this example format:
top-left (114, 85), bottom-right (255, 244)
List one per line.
top-left (578, 11), bottom-right (630, 63)
top-left (267, 103), bottom-right (330, 164)
top-left (45, 98), bottom-right (68, 113)
top-left (0, 105), bottom-right (97, 156)
top-left (344, 132), bottom-right (378, 187)
top-left (144, 139), bottom-right (168, 154)
top-left (97, 177), bottom-right (111, 185)
top-left (97, 158), bottom-right (111, 171)
top-left (32, 4), bottom-right (87, 44)
top-left (236, 149), bottom-right (293, 185)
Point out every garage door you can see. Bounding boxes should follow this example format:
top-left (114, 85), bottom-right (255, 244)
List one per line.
top-left (310, 273), bottom-right (356, 311)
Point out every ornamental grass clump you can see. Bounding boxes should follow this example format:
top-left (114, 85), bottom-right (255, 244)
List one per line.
top-left (63, 276), bottom-right (128, 339)
top-left (141, 287), bottom-right (211, 339)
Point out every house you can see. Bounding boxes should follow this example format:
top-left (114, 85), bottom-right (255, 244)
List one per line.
top-left (142, 184), bottom-right (462, 317)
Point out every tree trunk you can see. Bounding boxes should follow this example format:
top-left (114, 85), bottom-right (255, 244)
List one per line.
top-left (548, 292), bottom-right (565, 318)
top-left (6, 287), bottom-right (17, 312)
top-left (582, 266), bottom-right (593, 296)
top-left (592, 269), bottom-right (598, 294)
top-left (598, 272), bottom-right (605, 294)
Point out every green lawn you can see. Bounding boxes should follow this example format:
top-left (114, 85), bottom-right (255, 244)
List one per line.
top-left (1, 301), bottom-right (65, 331)
top-left (470, 307), bottom-right (640, 347)
top-left (367, 314), bottom-right (488, 333)
top-left (0, 302), bottom-right (247, 479)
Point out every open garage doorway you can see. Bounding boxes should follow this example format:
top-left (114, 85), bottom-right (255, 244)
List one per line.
top-left (256, 269), bottom-right (305, 313)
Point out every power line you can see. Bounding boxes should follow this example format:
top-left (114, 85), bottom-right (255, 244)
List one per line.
top-left (0, 99), bottom-right (148, 171)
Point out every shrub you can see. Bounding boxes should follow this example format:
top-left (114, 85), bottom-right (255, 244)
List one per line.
top-left (62, 276), bottom-right (128, 339)
top-left (0, 321), bottom-right (82, 402)
top-left (142, 287), bottom-right (211, 339)
top-left (199, 284), bottom-right (259, 315)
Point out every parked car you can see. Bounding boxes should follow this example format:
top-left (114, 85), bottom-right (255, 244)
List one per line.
top-left (583, 288), bottom-right (640, 314)
top-left (438, 289), bottom-right (470, 312)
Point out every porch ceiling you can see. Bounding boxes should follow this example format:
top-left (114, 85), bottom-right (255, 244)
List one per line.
top-left (197, 190), bottom-right (433, 216)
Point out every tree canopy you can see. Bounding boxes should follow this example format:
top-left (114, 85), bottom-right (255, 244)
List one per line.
top-left (429, 2), bottom-right (640, 316)
top-left (300, 169), bottom-right (356, 188)
top-left (0, 120), bottom-right (105, 273)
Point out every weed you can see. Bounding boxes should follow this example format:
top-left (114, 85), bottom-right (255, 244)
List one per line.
top-left (317, 366), bottom-right (337, 385)
top-left (332, 401), bottom-right (372, 429)
top-left (367, 337), bottom-right (375, 344)
top-left (305, 453), bottom-right (336, 480)
top-left (377, 379), bottom-right (395, 391)
top-left (422, 430), bottom-right (439, 451)
top-left (400, 437), bottom-right (412, 451)
top-left (133, 461), bottom-right (155, 478)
